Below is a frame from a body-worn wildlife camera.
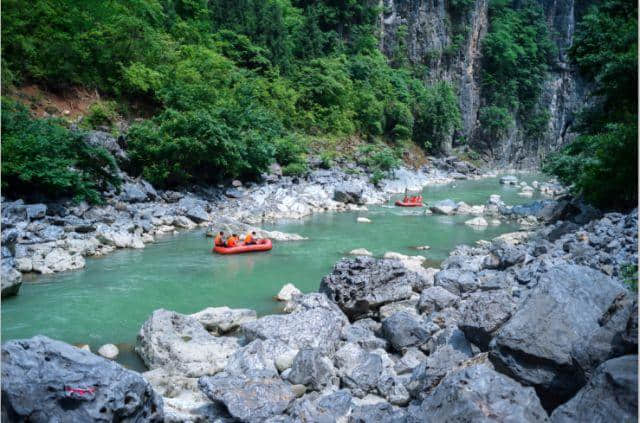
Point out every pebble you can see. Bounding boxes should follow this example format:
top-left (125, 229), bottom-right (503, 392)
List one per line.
top-left (97, 343), bottom-right (119, 360)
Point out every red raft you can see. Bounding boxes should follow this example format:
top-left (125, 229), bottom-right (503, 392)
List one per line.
top-left (213, 239), bottom-right (272, 255)
top-left (395, 197), bottom-right (423, 207)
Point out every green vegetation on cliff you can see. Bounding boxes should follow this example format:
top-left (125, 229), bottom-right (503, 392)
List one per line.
top-left (543, 0), bottom-right (637, 209)
top-left (2, 0), bottom-right (461, 194)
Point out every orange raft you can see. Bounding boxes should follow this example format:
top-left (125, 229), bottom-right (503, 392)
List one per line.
top-left (395, 199), bottom-right (423, 207)
top-left (213, 239), bottom-right (273, 255)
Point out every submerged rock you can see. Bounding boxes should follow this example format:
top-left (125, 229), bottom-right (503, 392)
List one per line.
top-left (2, 336), bottom-right (163, 422)
top-left (429, 199), bottom-right (457, 215)
top-left (97, 343), bottom-right (119, 360)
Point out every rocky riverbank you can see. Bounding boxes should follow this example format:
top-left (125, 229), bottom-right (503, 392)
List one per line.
top-left (1, 155), bottom-right (496, 298)
top-left (3, 205), bottom-right (636, 422)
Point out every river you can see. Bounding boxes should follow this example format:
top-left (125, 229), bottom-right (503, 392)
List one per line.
top-left (1, 175), bottom-right (547, 369)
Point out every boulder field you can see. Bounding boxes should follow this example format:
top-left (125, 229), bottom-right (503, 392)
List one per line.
top-left (2, 209), bottom-right (637, 422)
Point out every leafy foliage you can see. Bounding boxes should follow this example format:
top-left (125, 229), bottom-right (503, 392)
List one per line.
top-left (1, 0), bottom-right (464, 189)
top-left (543, 0), bottom-right (637, 210)
top-left (1, 99), bottom-right (120, 203)
top-left (480, 0), bottom-right (554, 142)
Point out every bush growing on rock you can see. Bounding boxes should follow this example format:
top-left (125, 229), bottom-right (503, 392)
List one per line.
top-left (1, 99), bottom-right (120, 203)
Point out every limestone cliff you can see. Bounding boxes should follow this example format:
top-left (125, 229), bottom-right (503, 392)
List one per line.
top-left (380, 0), bottom-right (588, 167)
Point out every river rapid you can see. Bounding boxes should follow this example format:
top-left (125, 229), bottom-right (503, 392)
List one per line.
top-left (1, 175), bottom-right (548, 368)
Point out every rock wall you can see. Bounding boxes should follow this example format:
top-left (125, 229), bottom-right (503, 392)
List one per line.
top-left (380, 0), bottom-right (588, 166)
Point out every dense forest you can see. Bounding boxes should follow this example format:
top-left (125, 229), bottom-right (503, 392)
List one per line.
top-left (1, 0), bottom-right (637, 209)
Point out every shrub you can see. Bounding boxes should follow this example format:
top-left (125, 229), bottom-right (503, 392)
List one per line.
top-left (274, 134), bottom-right (307, 166)
top-left (282, 162), bottom-right (308, 176)
top-left (82, 100), bottom-right (119, 130)
top-left (1, 99), bottom-right (120, 203)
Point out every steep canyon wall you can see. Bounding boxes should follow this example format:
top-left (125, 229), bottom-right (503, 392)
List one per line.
top-left (380, 0), bottom-right (588, 167)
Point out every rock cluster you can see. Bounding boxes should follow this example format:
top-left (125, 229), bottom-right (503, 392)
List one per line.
top-left (2, 209), bottom-right (636, 422)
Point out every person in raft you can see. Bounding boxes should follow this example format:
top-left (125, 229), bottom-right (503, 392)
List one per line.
top-left (244, 231), bottom-right (257, 245)
top-left (226, 234), bottom-right (239, 247)
top-left (214, 231), bottom-right (225, 247)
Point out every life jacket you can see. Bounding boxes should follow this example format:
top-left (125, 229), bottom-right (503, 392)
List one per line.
top-left (214, 234), bottom-right (223, 246)
top-left (226, 236), bottom-right (238, 247)
top-left (244, 234), bottom-right (254, 244)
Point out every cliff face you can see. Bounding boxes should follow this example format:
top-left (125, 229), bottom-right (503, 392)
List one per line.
top-left (380, 0), bottom-right (587, 167)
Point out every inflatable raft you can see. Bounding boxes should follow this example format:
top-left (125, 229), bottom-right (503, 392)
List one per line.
top-left (395, 200), bottom-right (423, 207)
top-left (213, 239), bottom-right (272, 255)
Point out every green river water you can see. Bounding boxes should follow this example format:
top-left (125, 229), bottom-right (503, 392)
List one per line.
top-left (1, 175), bottom-right (547, 369)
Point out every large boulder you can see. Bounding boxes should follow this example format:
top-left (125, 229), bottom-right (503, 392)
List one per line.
top-left (136, 309), bottom-right (240, 377)
top-left (1, 262), bottom-right (22, 298)
top-left (407, 363), bottom-right (548, 422)
top-left (459, 290), bottom-right (517, 350)
top-left (85, 130), bottom-right (128, 160)
top-left (550, 355), bottom-right (638, 423)
top-left (198, 370), bottom-right (296, 422)
top-left (26, 203), bottom-right (47, 220)
top-left (189, 306), bottom-right (257, 335)
top-left (333, 181), bottom-right (365, 205)
top-left (418, 286), bottom-right (459, 315)
top-left (120, 182), bottom-right (150, 203)
top-left (429, 199), bottom-right (458, 215)
top-left (349, 402), bottom-right (407, 422)
top-left (2, 336), bottom-right (163, 422)
top-left (489, 265), bottom-right (628, 409)
top-left (319, 256), bottom-right (418, 320)
top-left (241, 296), bottom-right (347, 354)
top-left (289, 389), bottom-right (353, 422)
top-left (381, 311), bottom-right (431, 352)
top-left (287, 348), bottom-right (337, 391)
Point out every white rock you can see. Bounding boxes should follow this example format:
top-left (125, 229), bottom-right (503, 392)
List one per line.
top-left (532, 180), bottom-right (540, 188)
top-left (232, 180), bottom-right (243, 187)
top-left (383, 252), bottom-right (426, 263)
top-left (173, 216), bottom-right (196, 229)
top-left (190, 306), bottom-right (257, 334)
top-left (490, 219), bottom-right (502, 226)
top-left (15, 257), bottom-right (33, 272)
top-left (465, 217), bottom-right (489, 227)
top-left (488, 194), bottom-right (502, 205)
top-left (276, 283), bottom-right (302, 302)
top-left (275, 349), bottom-right (299, 372)
top-left (356, 217), bottom-right (371, 223)
top-left (349, 248), bottom-right (373, 256)
top-left (415, 245), bottom-right (430, 250)
top-left (77, 344), bottom-right (91, 352)
top-left (97, 343), bottom-right (119, 360)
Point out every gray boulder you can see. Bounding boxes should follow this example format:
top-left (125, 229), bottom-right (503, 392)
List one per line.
top-left (241, 304), bottom-right (347, 354)
top-left (1, 336), bottom-right (163, 422)
top-left (26, 203), bottom-right (47, 220)
top-left (418, 286), bottom-right (459, 315)
top-left (190, 306), bottom-right (257, 335)
top-left (407, 328), bottom-right (474, 398)
top-left (349, 402), bottom-right (407, 423)
top-left (341, 319), bottom-right (388, 351)
top-left (551, 355), bottom-right (637, 423)
top-left (136, 309), bottom-right (240, 377)
top-left (490, 265), bottom-right (628, 409)
top-left (500, 175), bottom-right (518, 185)
top-left (85, 130), bottom-right (127, 160)
top-left (198, 370), bottom-right (295, 422)
top-left (287, 348), bottom-right (337, 391)
top-left (120, 182), bottom-right (149, 203)
top-left (429, 199), bottom-right (458, 215)
top-left (381, 311), bottom-right (430, 352)
top-left (319, 256), bottom-right (417, 320)
top-left (433, 268), bottom-right (477, 295)
top-left (289, 389), bottom-right (353, 422)
top-left (1, 262), bottom-right (22, 298)
top-left (459, 290), bottom-right (517, 350)
top-left (407, 363), bottom-right (548, 422)
top-left (333, 182), bottom-right (365, 205)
